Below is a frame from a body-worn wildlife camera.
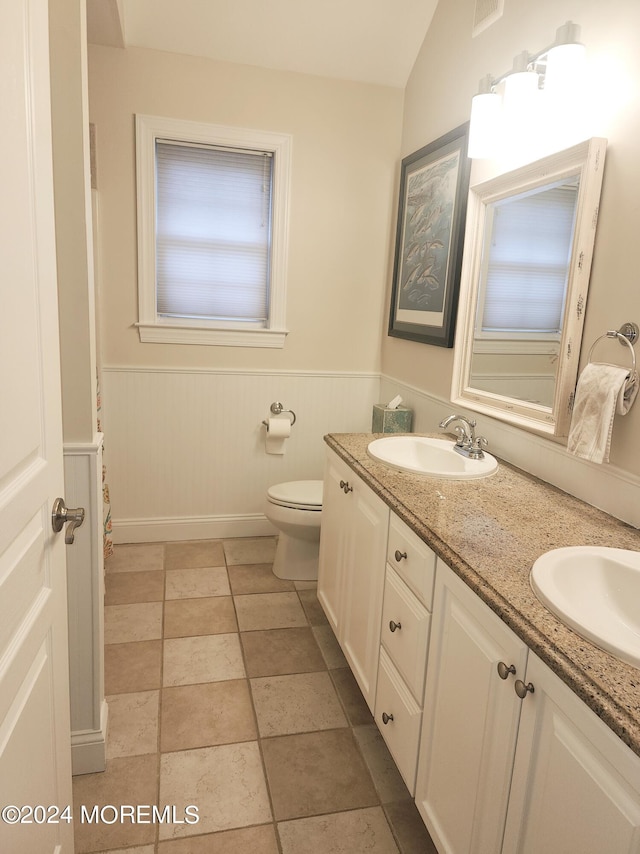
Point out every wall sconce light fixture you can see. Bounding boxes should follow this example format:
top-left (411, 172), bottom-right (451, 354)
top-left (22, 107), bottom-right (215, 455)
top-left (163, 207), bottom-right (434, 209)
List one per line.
top-left (468, 21), bottom-right (587, 159)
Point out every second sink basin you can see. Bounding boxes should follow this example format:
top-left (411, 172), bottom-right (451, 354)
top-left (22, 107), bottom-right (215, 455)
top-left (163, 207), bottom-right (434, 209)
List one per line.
top-left (531, 546), bottom-right (640, 669)
top-left (367, 435), bottom-right (498, 479)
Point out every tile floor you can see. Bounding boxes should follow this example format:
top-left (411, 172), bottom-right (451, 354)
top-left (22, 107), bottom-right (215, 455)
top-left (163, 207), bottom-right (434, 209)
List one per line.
top-left (72, 537), bottom-right (437, 853)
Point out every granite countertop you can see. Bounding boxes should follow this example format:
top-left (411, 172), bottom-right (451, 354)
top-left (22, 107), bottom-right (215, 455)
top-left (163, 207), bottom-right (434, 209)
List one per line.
top-left (325, 432), bottom-right (640, 757)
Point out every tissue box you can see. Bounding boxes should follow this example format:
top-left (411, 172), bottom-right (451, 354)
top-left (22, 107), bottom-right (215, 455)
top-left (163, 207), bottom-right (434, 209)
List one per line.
top-left (372, 404), bottom-right (413, 434)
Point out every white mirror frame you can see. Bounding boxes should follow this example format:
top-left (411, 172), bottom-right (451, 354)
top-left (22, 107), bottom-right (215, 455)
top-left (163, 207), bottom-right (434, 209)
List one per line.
top-left (451, 138), bottom-right (607, 438)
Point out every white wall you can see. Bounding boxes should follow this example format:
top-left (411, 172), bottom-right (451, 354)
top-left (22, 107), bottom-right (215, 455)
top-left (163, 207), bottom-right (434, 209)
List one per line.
top-left (382, 0), bottom-right (640, 524)
top-left (88, 45), bottom-right (403, 538)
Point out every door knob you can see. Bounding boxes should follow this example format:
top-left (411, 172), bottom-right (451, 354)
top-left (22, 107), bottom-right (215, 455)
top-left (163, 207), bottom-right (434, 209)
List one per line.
top-left (52, 498), bottom-right (85, 544)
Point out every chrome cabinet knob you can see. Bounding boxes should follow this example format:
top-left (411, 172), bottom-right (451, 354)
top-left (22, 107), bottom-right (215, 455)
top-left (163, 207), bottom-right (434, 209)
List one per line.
top-left (389, 620), bottom-right (402, 633)
top-left (497, 661), bottom-right (516, 680)
top-left (514, 679), bottom-right (535, 699)
top-left (381, 712), bottom-right (394, 725)
top-left (339, 480), bottom-right (353, 494)
top-left (394, 550), bottom-right (407, 562)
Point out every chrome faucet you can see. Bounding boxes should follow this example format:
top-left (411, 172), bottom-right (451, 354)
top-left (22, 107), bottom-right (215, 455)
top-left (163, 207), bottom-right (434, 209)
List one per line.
top-left (439, 414), bottom-right (488, 460)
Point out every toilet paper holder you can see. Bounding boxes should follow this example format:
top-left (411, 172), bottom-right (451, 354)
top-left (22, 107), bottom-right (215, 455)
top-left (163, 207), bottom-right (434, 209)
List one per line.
top-left (262, 401), bottom-right (297, 428)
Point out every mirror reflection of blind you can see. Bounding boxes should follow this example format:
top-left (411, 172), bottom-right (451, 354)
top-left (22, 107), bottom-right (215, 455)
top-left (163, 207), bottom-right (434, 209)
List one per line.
top-left (155, 140), bottom-right (273, 322)
top-left (480, 185), bottom-right (578, 333)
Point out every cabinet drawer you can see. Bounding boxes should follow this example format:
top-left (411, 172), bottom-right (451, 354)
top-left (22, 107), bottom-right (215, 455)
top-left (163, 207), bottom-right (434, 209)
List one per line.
top-left (387, 513), bottom-right (436, 609)
top-left (381, 566), bottom-right (430, 701)
top-left (375, 647), bottom-right (423, 795)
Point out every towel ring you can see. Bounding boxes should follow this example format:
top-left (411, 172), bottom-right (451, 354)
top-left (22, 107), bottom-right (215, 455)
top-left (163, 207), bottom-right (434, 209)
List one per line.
top-left (587, 325), bottom-right (638, 379)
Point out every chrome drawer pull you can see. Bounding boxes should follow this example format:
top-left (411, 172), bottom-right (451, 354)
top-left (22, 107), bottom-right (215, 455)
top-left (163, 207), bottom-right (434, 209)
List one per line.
top-left (389, 620), bottom-right (402, 633)
top-left (339, 479), bottom-right (353, 494)
top-left (381, 712), bottom-right (394, 725)
top-left (394, 549), bottom-right (407, 562)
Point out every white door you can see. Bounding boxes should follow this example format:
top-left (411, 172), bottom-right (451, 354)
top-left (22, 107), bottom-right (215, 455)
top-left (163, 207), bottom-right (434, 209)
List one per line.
top-left (0, 0), bottom-right (74, 852)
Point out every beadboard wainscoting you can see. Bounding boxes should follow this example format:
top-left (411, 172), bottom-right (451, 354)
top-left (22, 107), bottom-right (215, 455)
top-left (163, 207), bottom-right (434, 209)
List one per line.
top-left (380, 375), bottom-right (640, 529)
top-left (102, 368), bottom-right (381, 543)
top-left (64, 437), bottom-right (108, 774)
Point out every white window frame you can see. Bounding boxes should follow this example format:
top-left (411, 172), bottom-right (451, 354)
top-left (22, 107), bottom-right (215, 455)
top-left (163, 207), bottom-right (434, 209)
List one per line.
top-left (135, 114), bottom-right (291, 347)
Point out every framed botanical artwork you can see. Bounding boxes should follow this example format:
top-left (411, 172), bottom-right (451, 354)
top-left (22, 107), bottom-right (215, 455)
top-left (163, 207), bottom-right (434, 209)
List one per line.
top-left (388, 123), bottom-right (471, 347)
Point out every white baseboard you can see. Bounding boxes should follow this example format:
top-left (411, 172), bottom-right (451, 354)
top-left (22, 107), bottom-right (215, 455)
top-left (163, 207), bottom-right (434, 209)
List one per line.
top-left (71, 700), bottom-right (108, 776)
top-left (113, 513), bottom-right (277, 544)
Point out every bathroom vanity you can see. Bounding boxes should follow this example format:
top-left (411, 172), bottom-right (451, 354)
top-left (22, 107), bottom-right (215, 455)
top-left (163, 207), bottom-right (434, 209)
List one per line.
top-left (317, 434), bottom-right (640, 854)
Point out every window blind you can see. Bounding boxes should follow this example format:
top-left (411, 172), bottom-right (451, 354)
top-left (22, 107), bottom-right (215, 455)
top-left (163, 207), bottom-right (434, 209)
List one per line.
top-left (155, 140), bottom-right (273, 322)
top-left (480, 184), bottom-right (578, 334)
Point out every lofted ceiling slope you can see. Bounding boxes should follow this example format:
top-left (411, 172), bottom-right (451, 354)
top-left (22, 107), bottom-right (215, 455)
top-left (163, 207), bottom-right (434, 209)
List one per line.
top-left (86, 0), bottom-right (439, 88)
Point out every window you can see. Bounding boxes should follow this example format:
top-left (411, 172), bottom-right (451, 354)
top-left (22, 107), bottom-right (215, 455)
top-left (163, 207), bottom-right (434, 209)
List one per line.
top-left (135, 115), bottom-right (291, 347)
top-left (475, 178), bottom-right (579, 352)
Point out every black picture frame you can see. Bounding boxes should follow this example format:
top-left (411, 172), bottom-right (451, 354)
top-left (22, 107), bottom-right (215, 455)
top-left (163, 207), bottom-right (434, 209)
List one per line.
top-left (388, 123), bottom-right (471, 347)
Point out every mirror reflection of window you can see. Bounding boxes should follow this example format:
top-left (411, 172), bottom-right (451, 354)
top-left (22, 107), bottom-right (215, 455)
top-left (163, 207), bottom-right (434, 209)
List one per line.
top-left (470, 178), bottom-right (579, 407)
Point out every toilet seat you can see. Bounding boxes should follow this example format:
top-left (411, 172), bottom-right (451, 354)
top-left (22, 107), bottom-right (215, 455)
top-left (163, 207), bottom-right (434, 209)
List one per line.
top-left (267, 480), bottom-right (323, 511)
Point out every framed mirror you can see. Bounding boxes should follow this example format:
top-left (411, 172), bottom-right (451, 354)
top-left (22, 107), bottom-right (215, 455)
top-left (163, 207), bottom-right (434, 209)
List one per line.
top-left (451, 138), bottom-right (607, 437)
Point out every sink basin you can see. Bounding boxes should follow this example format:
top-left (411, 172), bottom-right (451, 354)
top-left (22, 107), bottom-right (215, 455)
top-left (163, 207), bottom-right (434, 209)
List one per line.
top-left (531, 546), bottom-right (640, 669)
top-left (366, 436), bottom-right (498, 480)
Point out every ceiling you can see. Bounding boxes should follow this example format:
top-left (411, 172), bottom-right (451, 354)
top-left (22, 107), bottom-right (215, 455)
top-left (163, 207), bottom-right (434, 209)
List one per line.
top-left (86, 0), bottom-right (439, 88)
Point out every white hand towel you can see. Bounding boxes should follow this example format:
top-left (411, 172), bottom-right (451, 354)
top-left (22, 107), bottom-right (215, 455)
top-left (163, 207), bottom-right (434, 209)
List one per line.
top-left (567, 363), bottom-right (637, 464)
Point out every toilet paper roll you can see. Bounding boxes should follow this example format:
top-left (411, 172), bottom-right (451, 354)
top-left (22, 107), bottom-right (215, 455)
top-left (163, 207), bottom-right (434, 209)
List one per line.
top-left (265, 417), bottom-right (291, 455)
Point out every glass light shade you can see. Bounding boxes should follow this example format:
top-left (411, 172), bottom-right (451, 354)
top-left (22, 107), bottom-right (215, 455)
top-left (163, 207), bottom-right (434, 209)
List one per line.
top-left (468, 92), bottom-right (502, 159)
top-left (501, 71), bottom-right (541, 163)
top-left (543, 43), bottom-right (588, 147)
top-left (502, 70), bottom-right (539, 112)
top-left (544, 42), bottom-right (587, 99)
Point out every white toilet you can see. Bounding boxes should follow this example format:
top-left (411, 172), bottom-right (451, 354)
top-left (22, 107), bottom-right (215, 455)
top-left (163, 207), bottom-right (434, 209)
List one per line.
top-left (264, 480), bottom-right (323, 580)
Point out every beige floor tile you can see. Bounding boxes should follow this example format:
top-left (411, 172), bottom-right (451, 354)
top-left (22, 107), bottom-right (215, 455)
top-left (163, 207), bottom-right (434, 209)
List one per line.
top-left (251, 671), bottom-right (347, 737)
top-left (331, 667), bottom-right (373, 726)
top-left (234, 592), bottom-right (307, 631)
top-left (163, 634), bottom-right (245, 686)
top-left (165, 540), bottom-right (225, 570)
top-left (105, 640), bottom-right (162, 695)
top-left (105, 603), bottom-right (163, 644)
top-left (158, 825), bottom-right (279, 853)
top-left (165, 567), bottom-right (230, 600)
top-left (223, 536), bottom-right (277, 566)
top-left (161, 680), bottom-right (257, 752)
top-left (106, 543), bottom-right (164, 574)
top-left (294, 580), bottom-right (317, 590)
top-left (164, 596), bottom-right (237, 638)
top-left (241, 627), bottom-right (326, 677)
top-left (261, 729), bottom-right (378, 821)
top-left (158, 743), bottom-right (272, 839)
top-left (278, 807), bottom-right (400, 854)
top-left (312, 625), bottom-right (349, 669)
top-left (106, 691), bottom-right (159, 759)
top-left (105, 570), bottom-right (165, 605)
top-left (297, 588), bottom-right (328, 626)
top-left (228, 563), bottom-right (295, 594)
top-left (353, 725), bottom-right (411, 804)
top-left (72, 755), bottom-right (158, 852)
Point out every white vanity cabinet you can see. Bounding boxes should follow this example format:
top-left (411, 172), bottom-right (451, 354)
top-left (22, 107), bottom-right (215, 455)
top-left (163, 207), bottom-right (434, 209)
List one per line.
top-left (502, 651), bottom-right (640, 854)
top-left (416, 559), bottom-right (640, 854)
top-left (374, 513), bottom-right (436, 794)
top-left (317, 448), bottom-right (389, 710)
top-left (416, 558), bottom-right (528, 852)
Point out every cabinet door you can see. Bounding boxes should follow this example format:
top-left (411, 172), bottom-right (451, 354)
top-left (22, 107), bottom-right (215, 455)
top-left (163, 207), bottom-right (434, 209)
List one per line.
top-left (317, 450), bottom-right (353, 634)
top-left (340, 475), bottom-right (389, 711)
top-left (415, 559), bottom-right (528, 854)
top-left (503, 651), bottom-right (640, 854)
